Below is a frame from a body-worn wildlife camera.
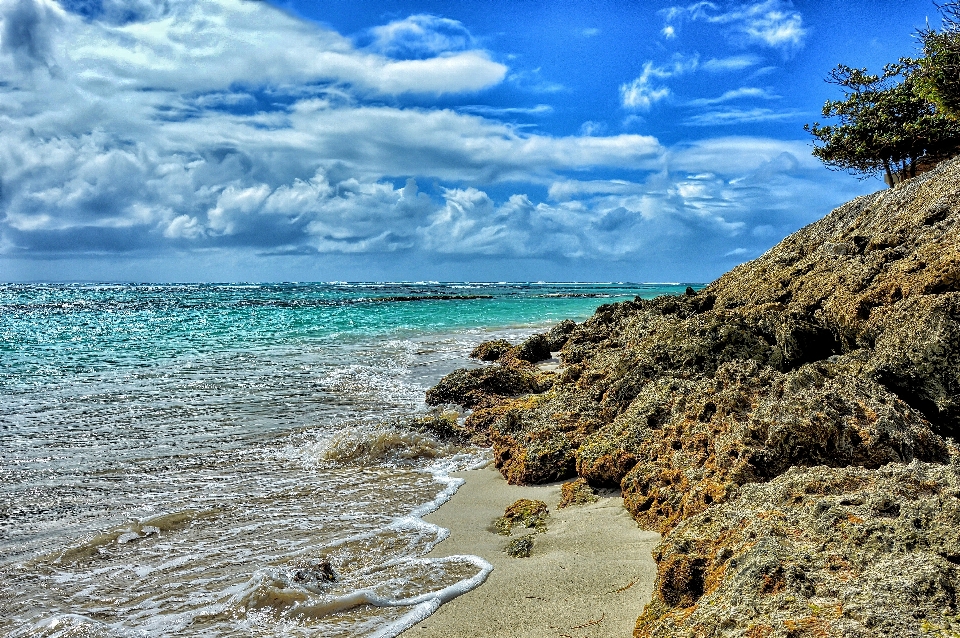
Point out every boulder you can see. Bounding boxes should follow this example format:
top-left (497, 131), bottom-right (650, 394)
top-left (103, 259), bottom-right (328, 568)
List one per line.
top-left (469, 339), bottom-right (514, 362)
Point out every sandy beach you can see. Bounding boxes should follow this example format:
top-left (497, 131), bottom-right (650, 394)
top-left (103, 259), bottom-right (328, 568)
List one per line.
top-left (412, 465), bottom-right (660, 638)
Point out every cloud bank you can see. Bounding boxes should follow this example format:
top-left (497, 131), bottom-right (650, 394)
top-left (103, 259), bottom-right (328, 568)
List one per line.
top-left (0, 0), bottom-right (870, 282)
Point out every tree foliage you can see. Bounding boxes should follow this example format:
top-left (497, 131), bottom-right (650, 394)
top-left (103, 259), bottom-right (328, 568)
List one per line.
top-left (805, 2), bottom-right (960, 186)
top-left (916, 1), bottom-right (960, 118)
top-left (805, 62), bottom-right (960, 185)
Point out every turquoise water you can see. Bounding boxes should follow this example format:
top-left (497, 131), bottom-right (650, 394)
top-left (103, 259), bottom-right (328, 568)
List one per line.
top-left (0, 282), bottom-right (692, 638)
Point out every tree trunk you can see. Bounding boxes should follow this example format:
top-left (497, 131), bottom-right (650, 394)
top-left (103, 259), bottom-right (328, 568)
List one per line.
top-left (884, 160), bottom-right (895, 188)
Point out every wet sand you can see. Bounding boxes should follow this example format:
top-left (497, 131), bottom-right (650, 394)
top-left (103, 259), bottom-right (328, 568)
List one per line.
top-left (411, 465), bottom-right (660, 638)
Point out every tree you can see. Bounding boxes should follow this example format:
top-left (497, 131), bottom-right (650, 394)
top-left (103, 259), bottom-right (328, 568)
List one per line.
top-left (805, 62), bottom-right (960, 186)
top-left (916, 1), bottom-right (960, 118)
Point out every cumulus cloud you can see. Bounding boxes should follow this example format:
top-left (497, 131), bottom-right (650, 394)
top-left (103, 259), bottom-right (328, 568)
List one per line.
top-left (24, 0), bottom-right (507, 95)
top-left (661, 0), bottom-right (807, 54)
top-left (0, 0), bottom-right (664, 259)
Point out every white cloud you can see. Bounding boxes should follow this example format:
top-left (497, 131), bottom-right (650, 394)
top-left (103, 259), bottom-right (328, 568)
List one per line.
top-left (668, 137), bottom-right (819, 174)
top-left (687, 87), bottom-right (779, 107)
top-left (507, 67), bottom-right (565, 93)
top-left (582, 28), bottom-right (600, 37)
top-left (620, 56), bottom-right (699, 110)
top-left (164, 214), bottom-right (203, 239)
top-left (684, 107), bottom-right (802, 126)
top-left (701, 54), bottom-right (761, 72)
top-left (548, 179), bottom-right (643, 201)
top-left (661, 0), bottom-right (807, 54)
top-left (365, 14), bottom-right (474, 59)
top-left (579, 121), bottom-right (608, 136)
top-left (458, 104), bottom-right (554, 117)
top-left (12, 0), bottom-right (507, 96)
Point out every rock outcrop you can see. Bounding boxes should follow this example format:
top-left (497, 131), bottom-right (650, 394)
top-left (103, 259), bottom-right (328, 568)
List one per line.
top-left (638, 459), bottom-right (960, 637)
top-left (427, 156), bottom-right (960, 635)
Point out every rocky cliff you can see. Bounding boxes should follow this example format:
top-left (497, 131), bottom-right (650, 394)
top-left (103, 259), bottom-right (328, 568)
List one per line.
top-left (426, 155), bottom-right (960, 637)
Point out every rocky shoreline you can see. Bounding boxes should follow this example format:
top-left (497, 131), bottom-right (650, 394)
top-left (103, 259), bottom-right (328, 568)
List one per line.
top-left (423, 156), bottom-right (960, 636)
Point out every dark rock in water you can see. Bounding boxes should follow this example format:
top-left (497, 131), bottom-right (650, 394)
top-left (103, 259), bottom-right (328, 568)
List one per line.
top-left (426, 157), bottom-right (960, 635)
top-left (470, 339), bottom-right (514, 362)
top-left (636, 461), bottom-right (960, 637)
top-left (558, 477), bottom-right (599, 508)
top-left (465, 321), bottom-right (574, 365)
top-left (291, 559), bottom-right (339, 586)
top-left (506, 536), bottom-right (534, 558)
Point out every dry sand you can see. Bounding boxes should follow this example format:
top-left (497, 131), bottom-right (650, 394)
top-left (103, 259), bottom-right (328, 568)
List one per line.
top-left (410, 465), bottom-right (660, 638)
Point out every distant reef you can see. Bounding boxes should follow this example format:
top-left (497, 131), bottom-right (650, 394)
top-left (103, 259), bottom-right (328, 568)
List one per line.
top-left (426, 155), bottom-right (960, 636)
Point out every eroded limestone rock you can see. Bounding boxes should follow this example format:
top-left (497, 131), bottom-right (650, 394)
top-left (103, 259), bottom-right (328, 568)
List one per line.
top-left (636, 461), bottom-right (960, 637)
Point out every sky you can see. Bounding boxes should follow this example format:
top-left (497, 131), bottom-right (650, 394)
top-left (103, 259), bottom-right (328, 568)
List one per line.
top-left (0, 0), bottom-right (948, 283)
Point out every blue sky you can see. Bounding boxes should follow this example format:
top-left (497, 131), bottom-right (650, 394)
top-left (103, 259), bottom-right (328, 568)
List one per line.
top-left (0, 0), bottom-right (945, 282)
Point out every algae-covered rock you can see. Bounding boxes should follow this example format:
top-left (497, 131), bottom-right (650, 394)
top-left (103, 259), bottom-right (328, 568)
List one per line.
top-left (515, 333), bottom-right (553, 363)
top-left (615, 358), bottom-right (947, 533)
top-left (470, 339), bottom-right (514, 362)
top-left (425, 366), bottom-right (547, 409)
top-left (506, 536), bottom-right (534, 558)
top-left (495, 498), bottom-right (549, 535)
top-left (487, 389), bottom-right (607, 484)
top-left (558, 477), bottom-right (599, 508)
top-left (408, 410), bottom-right (465, 441)
top-left (704, 158), bottom-right (960, 435)
top-left (635, 461), bottom-right (960, 638)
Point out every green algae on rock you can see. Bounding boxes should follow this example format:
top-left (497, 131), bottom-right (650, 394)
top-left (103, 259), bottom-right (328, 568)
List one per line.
top-left (425, 365), bottom-right (551, 410)
top-left (558, 477), bottom-right (599, 508)
top-left (495, 499), bottom-right (549, 535)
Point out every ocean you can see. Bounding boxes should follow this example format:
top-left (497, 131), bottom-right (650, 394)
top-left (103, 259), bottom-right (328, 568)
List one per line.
top-left (0, 282), bottom-right (691, 638)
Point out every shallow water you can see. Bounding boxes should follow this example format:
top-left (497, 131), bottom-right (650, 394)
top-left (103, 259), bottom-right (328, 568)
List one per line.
top-left (0, 282), bottom-right (692, 637)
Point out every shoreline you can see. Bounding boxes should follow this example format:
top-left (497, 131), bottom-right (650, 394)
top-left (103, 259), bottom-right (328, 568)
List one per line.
top-left (410, 465), bottom-right (660, 638)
